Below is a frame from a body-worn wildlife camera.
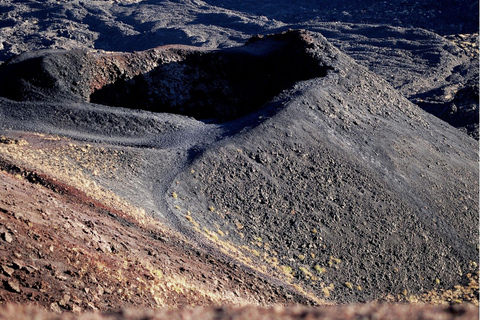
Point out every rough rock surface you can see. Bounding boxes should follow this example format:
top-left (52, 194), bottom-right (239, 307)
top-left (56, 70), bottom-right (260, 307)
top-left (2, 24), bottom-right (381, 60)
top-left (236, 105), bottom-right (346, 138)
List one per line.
top-left (0, 32), bottom-right (330, 121)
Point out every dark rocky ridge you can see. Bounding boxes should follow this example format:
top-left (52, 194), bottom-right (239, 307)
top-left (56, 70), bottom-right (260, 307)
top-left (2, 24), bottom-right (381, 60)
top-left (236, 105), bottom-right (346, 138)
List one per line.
top-left (0, 0), bottom-right (477, 138)
top-left (0, 31), bottom-right (330, 121)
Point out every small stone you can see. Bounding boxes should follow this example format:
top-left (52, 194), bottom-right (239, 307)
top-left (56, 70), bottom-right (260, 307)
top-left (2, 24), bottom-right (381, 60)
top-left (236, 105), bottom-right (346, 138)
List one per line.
top-left (54, 270), bottom-right (68, 281)
top-left (11, 259), bottom-right (24, 270)
top-left (1, 265), bottom-right (14, 276)
top-left (71, 305), bottom-right (82, 314)
top-left (5, 279), bottom-right (21, 293)
top-left (86, 302), bottom-right (98, 311)
top-left (1, 232), bottom-right (13, 243)
top-left (96, 284), bottom-right (104, 296)
top-left (22, 265), bottom-right (38, 274)
top-left (59, 294), bottom-right (71, 307)
top-left (50, 302), bottom-right (61, 313)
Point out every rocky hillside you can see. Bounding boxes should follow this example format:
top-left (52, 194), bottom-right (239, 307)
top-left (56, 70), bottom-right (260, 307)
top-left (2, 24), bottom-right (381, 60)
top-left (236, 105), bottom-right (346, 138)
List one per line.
top-left (0, 0), bottom-right (478, 319)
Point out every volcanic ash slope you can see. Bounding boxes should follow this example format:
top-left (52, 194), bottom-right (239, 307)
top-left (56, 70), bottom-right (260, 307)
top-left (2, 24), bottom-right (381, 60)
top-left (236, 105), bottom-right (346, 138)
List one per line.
top-left (166, 31), bottom-right (479, 303)
top-left (0, 30), bottom-right (477, 305)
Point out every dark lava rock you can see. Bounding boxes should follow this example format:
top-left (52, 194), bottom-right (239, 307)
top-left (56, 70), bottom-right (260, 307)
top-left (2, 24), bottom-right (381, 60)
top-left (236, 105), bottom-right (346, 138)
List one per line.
top-left (306, 24), bottom-right (479, 139)
top-left (0, 0), bottom-right (476, 62)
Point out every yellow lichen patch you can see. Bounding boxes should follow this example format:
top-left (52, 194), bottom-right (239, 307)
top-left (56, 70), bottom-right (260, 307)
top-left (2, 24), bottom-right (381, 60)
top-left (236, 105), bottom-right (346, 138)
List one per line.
top-left (240, 245), bottom-right (262, 258)
top-left (328, 256), bottom-right (341, 268)
top-left (388, 268), bottom-right (479, 305)
top-left (203, 227), bottom-right (219, 241)
top-left (322, 283), bottom-right (335, 298)
top-left (314, 265), bottom-right (327, 274)
top-left (152, 269), bottom-right (163, 279)
top-left (265, 256), bottom-right (278, 265)
top-left (253, 241), bottom-right (262, 247)
top-left (185, 214), bottom-right (200, 227)
top-left (345, 282), bottom-right (353, 289)
top-left (416, 271), bottom-right (479, 305)
top-left (299, 266), bottom-right (317, 281)
top-left (280, 265), bottom-right (294, 278)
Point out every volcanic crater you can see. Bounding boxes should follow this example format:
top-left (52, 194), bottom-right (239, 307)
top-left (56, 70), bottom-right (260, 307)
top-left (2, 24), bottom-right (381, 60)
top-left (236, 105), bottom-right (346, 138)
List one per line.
top-left (0, 0), bottom-right (478, 318)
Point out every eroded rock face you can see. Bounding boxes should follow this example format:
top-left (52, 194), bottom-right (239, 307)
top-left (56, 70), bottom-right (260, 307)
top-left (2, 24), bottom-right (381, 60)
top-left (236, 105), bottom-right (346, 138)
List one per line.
top-left (0, 30), bottom-right (331, 121)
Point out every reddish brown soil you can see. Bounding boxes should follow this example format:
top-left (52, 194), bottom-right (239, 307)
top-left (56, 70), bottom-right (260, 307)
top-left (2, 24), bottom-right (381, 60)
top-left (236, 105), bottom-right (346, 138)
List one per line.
top-left (0, 134), bottom-right (477, 319)
top-left (0, 161), bottom-right (305, 313)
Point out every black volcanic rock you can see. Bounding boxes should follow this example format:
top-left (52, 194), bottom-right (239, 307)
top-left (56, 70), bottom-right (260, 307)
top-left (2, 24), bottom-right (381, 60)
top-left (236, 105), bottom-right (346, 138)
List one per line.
top-left (0, 49), bottom-right (92, 103)
top-left (159, 31), bottom-right (478, 303)
top-left (308, 24), bottom-right (479, 139)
